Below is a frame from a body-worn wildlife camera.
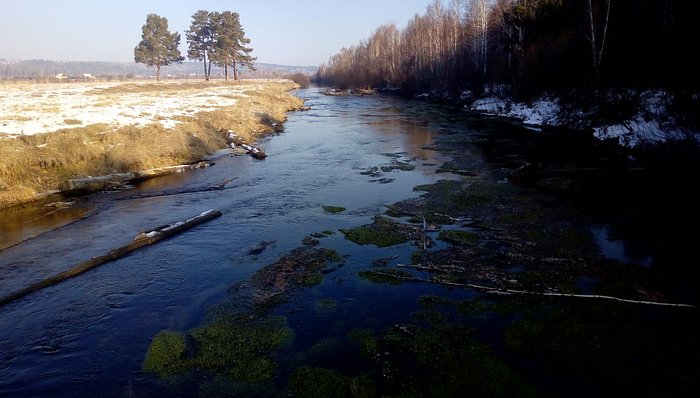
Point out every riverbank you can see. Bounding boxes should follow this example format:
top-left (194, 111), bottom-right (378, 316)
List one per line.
top-left (0, 79), bottom-right (304, 208)
top-left (404, 87), bottom-right (700, 149)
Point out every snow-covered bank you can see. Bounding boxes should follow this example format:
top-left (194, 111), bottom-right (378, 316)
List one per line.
top-left (0, 80), bottom-right (276, 137)
top-left (469, 90), bottom-right (699, 148)
top-left (470, 96), bottom-right (561, 127)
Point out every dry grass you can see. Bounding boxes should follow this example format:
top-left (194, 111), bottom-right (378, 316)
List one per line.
top-left (0, 79), bottom-right (303, 208)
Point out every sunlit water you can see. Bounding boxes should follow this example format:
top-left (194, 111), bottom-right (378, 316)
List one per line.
top-left (0, 88), bottom-right (465, 397)
top-left (0, 87), bottom-right (691, 397)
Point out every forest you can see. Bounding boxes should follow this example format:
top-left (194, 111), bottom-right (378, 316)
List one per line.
top-left (315, 0), bottom-right (700, 130)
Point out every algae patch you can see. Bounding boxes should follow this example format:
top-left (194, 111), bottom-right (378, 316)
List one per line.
top-left (143, 331), bottom-right (189, 377)
top-left (340, 215), bottom-right (433, 248)
top-left (322, 205), bottom-right (346, 214)
top-left (143, 316), bottom-right (292, 383)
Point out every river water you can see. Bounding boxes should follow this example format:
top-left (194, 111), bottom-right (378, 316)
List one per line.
top-left (1, 87), bottom-right (697, 397)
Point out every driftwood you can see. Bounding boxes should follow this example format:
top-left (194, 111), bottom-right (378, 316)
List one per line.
top-left (364, 270), bottom-right (697, 308)
top-left (115, 178), bottom-right (238, 202)
top-left (225, 130), bottom-right (267, 159)
top-left (0, 209), bottom-right (223, 307)
top-left (60, 162), bottom-right (213, 193)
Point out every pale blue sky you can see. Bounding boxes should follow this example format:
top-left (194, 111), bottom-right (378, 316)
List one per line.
top-left (0, 0), bottom-right (436, 66)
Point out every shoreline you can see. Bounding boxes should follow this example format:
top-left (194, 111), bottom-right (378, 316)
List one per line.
top-left (0, 79), bottom-right (305, 209)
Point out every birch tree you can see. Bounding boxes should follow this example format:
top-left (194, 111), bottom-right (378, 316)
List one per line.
top-left (585, 0), bottom-right (611, 81)
top-left (467, 0), bottom-right (493, 85)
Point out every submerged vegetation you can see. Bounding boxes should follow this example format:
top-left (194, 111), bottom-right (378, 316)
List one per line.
top-left (143, 316), bottom-right (293, 383)
top-left (142, 245), bottom-right (342, 394)
top-left (128, 87), bottom-right (700, 397)
top-left (321, 205), bottom-right (346, 214)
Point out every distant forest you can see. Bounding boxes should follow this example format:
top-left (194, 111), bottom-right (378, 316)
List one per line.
top-left (0, 59), bottom-right (317, 81)
top-left (316, 0), bottom-right (699, 101)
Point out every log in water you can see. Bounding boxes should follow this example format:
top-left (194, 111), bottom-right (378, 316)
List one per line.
top-left (0, 209), bottom-right (223, 307)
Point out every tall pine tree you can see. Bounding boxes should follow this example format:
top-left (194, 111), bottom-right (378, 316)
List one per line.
top-left (134, 14), bottom-right (184, 81)
top-left (185, 10), bottom-right (215, 81)
top-left (210, 11), bottom-right (256, 81)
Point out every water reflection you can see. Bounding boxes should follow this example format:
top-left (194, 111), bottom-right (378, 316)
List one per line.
top-left (590, 224), bottom-right (653, 267)
top-left (0, 199), bottom-right (91, 251)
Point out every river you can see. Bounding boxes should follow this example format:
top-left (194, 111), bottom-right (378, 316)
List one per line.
top-left (1, 86), bottom-right (698, 397)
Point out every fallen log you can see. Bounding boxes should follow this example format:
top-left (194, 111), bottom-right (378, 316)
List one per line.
top-left (362, 271), bottom-right (697, 308)
top-left (0, 209), bottom-right (223, 308)
top-left (133, 161), bottom-right (212, 179)
top-left (60, 172), bottom-right (135, 192)
top-left (60, 162), bottom-right (213, 194)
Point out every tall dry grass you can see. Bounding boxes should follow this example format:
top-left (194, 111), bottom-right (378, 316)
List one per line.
top-left (0, 80), bottom-right (303, 208)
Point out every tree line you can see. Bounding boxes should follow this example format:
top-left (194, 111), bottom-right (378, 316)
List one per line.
top-left (315, 0), bottom-right (699, 102)
top-left (134, 11), bottom-right (255, 81)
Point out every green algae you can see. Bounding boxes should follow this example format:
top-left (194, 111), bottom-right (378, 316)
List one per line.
top-left (143, 316), bottom-right (293, 384)
top-left (358, 269), bottom-right (412, 285)
top-left (503, 299), bottom-right (700, 396)
top-left (322, 205), bottom-right (346, 214)
top-left (418, 294), bottom-right (452, 309)
top-left (377, 323), bottom-right (536, 397)
top-left (347, 328), bottom-right (379, 358)
top-left (437, 229), bottom-right (478, 246)
top-left (313, 299), bottom-right (339, 314)
top-left (287, 367), bottom-right (376, 398)
top-left (340, 216), bottom-right (408, 247)
top-left (143, 331), bottom-right (189, 377)
top-left (189, 316), bottom-right (292, 383)
top-left (302, 236), bottom-right (320, 246)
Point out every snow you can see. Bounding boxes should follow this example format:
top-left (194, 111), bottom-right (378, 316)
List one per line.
top-left (592, 90), bottom-right (692, 148)
top-left (471, 96), bottom-right (560, 126)
top-left (470, 90), bottom-right (698, 148)
top-left (0, 81), bottom-right (264, 137)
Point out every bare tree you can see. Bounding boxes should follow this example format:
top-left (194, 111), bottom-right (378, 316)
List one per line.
top-left (585, 0), bottom-right (611, 81)
top-left (467, 0), bottom-right (493, 87)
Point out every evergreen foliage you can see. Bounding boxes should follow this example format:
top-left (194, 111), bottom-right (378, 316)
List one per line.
top-left (133, 14), bottom-right (184, 81)
top-left (186, 10), bottom-right (256, 81)
top-left (185, 10), bottom-right (216, 80)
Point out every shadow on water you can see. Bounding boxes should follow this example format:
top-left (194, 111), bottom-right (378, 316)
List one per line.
top-left (0, 197), bottom-right (92, 252)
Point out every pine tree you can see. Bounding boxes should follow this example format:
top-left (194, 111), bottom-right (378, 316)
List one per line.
top-left (210, 11), bottom-right (256, 81)
top-left (134, 14), bottom-right (184, 81)
top-left (186, 10), bottom-right (215, 81)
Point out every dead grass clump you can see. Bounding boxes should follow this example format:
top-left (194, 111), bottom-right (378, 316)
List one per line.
top-left (106, 124), bottom-right (225, 171)
top-left (0, 185), bottom-right (38, 206)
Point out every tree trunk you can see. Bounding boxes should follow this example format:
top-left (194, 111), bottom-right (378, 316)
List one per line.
top-left (156, 64), bottom-right (161, 81)
top-left (587, 0), bottom-right (612, 82)
top-left (224, 63), bottom-right (229, 81)
top-left (0, 210), bottom-right (223, 307)
top-left (203, 51), bottom-right (209, 81)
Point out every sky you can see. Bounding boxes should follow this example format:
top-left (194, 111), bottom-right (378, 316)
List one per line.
top-left (0, 0), bottom-right (437, 67)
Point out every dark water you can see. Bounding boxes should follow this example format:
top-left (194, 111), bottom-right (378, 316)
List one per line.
top-left (0, 87), bottom-right (697, 397)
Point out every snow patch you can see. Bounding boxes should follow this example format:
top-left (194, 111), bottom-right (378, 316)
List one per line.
top-left (0, 81), bottom-right (260, 136)
top-left (470, 90), bottom-right (699, 148)
top-left (471, 96), bottom-right (560, 126)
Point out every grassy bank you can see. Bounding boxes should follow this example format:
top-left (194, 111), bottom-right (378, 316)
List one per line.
top-left (0, 79), bottom-right (303, 208)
